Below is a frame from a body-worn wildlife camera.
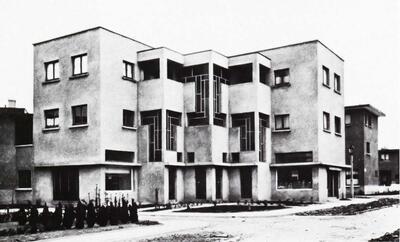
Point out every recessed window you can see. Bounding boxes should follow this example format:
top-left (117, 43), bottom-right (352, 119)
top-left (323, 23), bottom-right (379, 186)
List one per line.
top-left (166, 110), bottom-right (182, 151)
top-left (259, 64), bottom-right (270, 85)
top-left (18, 170), bottom-right (31, 188)
top-left (167, 59), bottom-right (182, 82)
top-left (276, 152), bottom-right (313, 163)
top-left (105, 150), bottom-right (134, 162)
top-left (323, 112), bottom-right (330, 131)
top-left (277, 167), bottom-right (312, 189)
top-left (230, 63), bottom-right (252, 84)
top-left (365, 114), bottom-right (373, 128)
top-left (274, 69), bottom-right (290, 86)
top-left (232, 112), bottom-right (255, 151)
top-left (259, 113), bottom-right (270, 162)
top-left (346, 171), bottom-right (359, 185)
top-left (334, 73), bottom-right (341, 93)
top-left (72, 105), bottom-right (87, 125)
top-left (123, 109), bottom-right (135, 127)
top-left (231, 152), bottom-right (240, 163)
top-left (366, 142), bottom-right (371, 154)
top-left (275, 114), bottom-right (290, 130)
top-left (141, 110), bottom-right (162, 162)
top-left (187, 152), bottom-right (195, 163)
top-left (72, 54), bottom-right (88, 76)
top-left (45, 60), bottom-right (59, 81)
top-left (44, 109), bottom-right (59, 128)
top-left (322, 66), bottom-right (330, 87)
top-left (335, 116), bottom-right (341, 135)
top-left (139, 59), bottom-right (160, 80)
top-left (123, 61), bottom-right (134, 80)
top-left (222, 152), bottom-right (227, 163)
top-left (345, 114), bottom-right (351, 126)
top-left (105, 173), bottom-right (131, 191)
top-left (177, 152), bottom-right (182, 162)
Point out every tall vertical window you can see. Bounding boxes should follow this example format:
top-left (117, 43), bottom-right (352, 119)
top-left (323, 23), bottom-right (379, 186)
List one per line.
top-left (274, 69), bottom-right (290, 86)
top-left (123, 61), bottom-right (134, 80)
top-left (123, 109), bottom-right (135, 127)
top-left (322, 66), bottom-right (330, 87)
top-left (166, 110), bottom-right (182, 151)
top-left (275, 114), bottom-right (290, 130)
top-left (72, 54), bottom-right (88, 76)
top-left (232, 112), bottom-right (255, 151)
top-left (18, 170), bottom-right (31, 188)
top-left (323, 112), bottom-right (330, 131)
top-left (45, 60), bottom-right (59, 81)
top-left (259, 113), bottom-right (270, 162)
top-left (335, 116), bottom-right (341, 135)
top-left (213, 74), bottom-right (226, 127)
top-left (259, 64), bottom-right (270, 85)
top-left (334, 73), bottom-right (341, 93)
top-left (72, 105), bottom-right (88, 125)
top-left (44, 109), bottom-right (59, 128)
top-left (366, 142), bottom-right (371, 154)
top-left (141, 110), bottom-right (162, 161)
top-left (345, 114), bottom-right (351, 125)
top-left (365, 114), bottom-right (373, 128)
top-left (195, 77), bottom-right (208, 113)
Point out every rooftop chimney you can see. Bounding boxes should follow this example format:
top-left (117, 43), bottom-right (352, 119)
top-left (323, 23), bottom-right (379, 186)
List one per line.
top-left (8, 99), bottom-right (16, 108)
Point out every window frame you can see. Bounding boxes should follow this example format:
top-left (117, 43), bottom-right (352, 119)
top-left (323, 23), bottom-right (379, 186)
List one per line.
top-left (44, 108), bottom-right (60, 128)
top-left (71, 104), bottom-right (88, 126)
top-left (45, 60), bottom-right (60, 81)
top-left (18, 170), bottom-right (31, 188)
top-left (274, 68), bottom-right (290, 87)
top-left (72, 53), bottom-right (88, 76)
top-left (334, 116), bottom-right (341, 135)
top-left (105, 172), bottom-right (132, 191)
top-left (231, 112), bottom-right (255, 151)
top-left (123, 60), bottom-right (134, 80)
top-left (366, 142), bottom-right (371, 155)
top-left (274, 114), bottom-right (290, 131)
top-left (276, 167), bottom-right (313, 190)
top-left (323, 112), bottom-right (330, 132)
top-left (334, 73), bottom-right (341, 94)
top-left (122, 109), bottom-right (135, 128)
top-left (322, 66), bottom-right (330, 88)
top-left (166, 110), bottom-right (182, 151)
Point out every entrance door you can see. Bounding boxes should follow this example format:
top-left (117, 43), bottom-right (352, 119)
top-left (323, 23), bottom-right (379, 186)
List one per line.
top-left (216, 168), bottom-right (222, 199)
top-left (327, 170), bottom-right (339, 198)
top-left (240, 167), bottom-right (252, 199)
top-left (195, 168), bottom-right (206, 199)
top-left (168, 168), bottom-right (176, 200)
top-left (53, 167), bottom-right (79, 201)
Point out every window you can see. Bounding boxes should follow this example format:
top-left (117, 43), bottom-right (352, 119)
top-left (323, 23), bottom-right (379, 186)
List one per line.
top-left (274, 69), bottom-right (289, 86)
top-left (166, 110), bottom-right (181, 151)
top-left (72, 105), bottom-right (87, 125)
top-left (187, 75), bottom-right (209, 126)
top-left (259, 64), bottom-right (270, 85)
top-left (275, 114), bottom-right (290, 130)
top-left (139, 59), bottom-right (160, 80)
top-left (277, 167), bottom-right (312, 189)
top-left (167, 59), bottom-right (182, 82)
top-left (380, 153), bottom-right (389, 160)
top-left (232, 112), bottom-right (255, 151)
top-left (345, 114), bottom-right (351, 125)
top-left (105, 150), bottom-right (134, 162)
top-left (187, 152), bottom-right (195, 163)
top-left (177, 152), bottom-right (182, 162)
top-left (105, 173), bottom-right (131, 191)
top-left (123, 61), bottom-right (134, 80)
top-left (230, 63), bottom-right (252, 84)
top-left (18, 170), bottom-right (31, 188)
top-left (53, 168), bottom-right (79, 201)
top-left (123, 109), bottom-right (135, 127)
top-left (72, 54), bottom-right (88, 76)
top-left (335, 116), bottom-right (341, 135)
top-left (231, 152), bottom-right (240, 163)
top-left (322, 66), bottom-right (330, 87)
top-left (334, 73), bottom-right (341, 93)
top-left (168, 167), bottom-right (176, 199)
top-left (365, 114), bottom-right (373, 128)
top-left (195, 168), bottom-right (206, 199)
top-left (141, 110), bottom-right (162, 162)
top-left (182, 64), bottom-right (209, 83)
top-left (346, 171), bottom-right (359, 185)
top-left (44, 109), bottom-right (59, 128)
top-left (213, 64), bottom-right (229, 84)
top-left (213, 74), bottom-right (226, 127)
top-left (259, 113), bottom-right (270, 162)
top-left (323, 112), bottom-right (330, 131)
top-left (275, 152), bottom-right (313, 163)
top-left (222, 152), bottom-right (227, 163)
top-left (366, 142), bottom-right (370, 154)
top-left (45, 60), bottom-right (59, 81)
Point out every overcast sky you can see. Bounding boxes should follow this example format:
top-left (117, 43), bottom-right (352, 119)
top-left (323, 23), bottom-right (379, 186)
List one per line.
top-left (0, 0), bottom-right (398, 148)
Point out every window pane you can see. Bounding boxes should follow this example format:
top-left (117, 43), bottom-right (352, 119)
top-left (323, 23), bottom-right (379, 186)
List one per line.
top-left (46, 63), bottom-right (53, 80)
top-left (275, 76), bottom-right (282, 85)
top-left (81, 55), bottom-right (88, 73)
top-left (126, 63), bottom-right (132, 78)
top-left (54, 62), bottom-right (59, 79)
top-left (74, 57), bottom-right (81, 75)
top-left (345, 114), bottom-right (351, 124)
top-left (283, 115), bottom-right (289, 128)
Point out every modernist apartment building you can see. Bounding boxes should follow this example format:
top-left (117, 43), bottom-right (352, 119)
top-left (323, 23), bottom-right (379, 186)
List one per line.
top-left (0, 101), bottom-right (33, 204)
top-left (378, 148), bottom-right (399, 186)
top-left (33, 27), bottom-right (347, 205)
top-left (345, 104), bottom-right (385, 194)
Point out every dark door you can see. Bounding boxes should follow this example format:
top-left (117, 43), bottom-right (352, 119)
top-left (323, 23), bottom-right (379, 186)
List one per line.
top-left (195, 168), bottom-right (206, 199)
top-left (168, 168), bottom-right (176, 200)
top-left (327, 170), bottom-right (339, 198)
top-left (53, 167), bottom-right (79, 201)
top-left (216, 168), bottom-right (222, 199)
top-left (240, 167), bottom-right (252, 199)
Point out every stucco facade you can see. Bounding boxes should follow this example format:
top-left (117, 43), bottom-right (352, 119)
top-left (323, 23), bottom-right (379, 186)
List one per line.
top-left (33, 27), bottom-right (347, 205)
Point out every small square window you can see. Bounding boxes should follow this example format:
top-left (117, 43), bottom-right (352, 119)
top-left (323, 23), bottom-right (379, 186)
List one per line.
top-left (334, 73), bottom-right (341, 93)
top-left (18, 170), bottom-right (31, 188)
top-left (123, 61), bottom-right (134, 80)
top-left (187, 152), bottom-right (195, 163)
top-left (72, 54), bottom-right (88, 76)
top-left (45, 60), bottom-right (59, 81)
top-left (274, 69), bottom-right (290, 86)
top-left (335, 116), bottom-right (341, 134)
top-left (323, 112), bottom-right (330, 131)
top-left (322, 66), bottom-right (330, 87)
top-left (231, 152), bottom-right (240, 163)
top-left (123, 109), bottom-right (135, 127)
top-left (72, 105), bottom-right (87, 125)
top-left (44, 109), bottom-right (59, 128)
top-left (275, 114), bottom-right (290, 130)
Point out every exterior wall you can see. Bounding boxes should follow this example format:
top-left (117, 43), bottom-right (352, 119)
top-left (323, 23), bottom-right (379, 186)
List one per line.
top-left (363, 114), bottom-right (380, 189)
top-left (33, 169), bottom-right (53, 204)
top-left (379, 149), bottom-right (400, 184)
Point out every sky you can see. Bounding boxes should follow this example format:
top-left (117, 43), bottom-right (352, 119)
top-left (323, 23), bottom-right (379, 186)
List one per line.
top-left (0, 0), bottom-right (398, 148)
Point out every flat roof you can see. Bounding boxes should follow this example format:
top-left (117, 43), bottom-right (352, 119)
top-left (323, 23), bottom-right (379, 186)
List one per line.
top-left (33, 26), bottom-right (153, 48)
top-left (379, 148), bottom-right (399, 153)
top-left (345, 104), bottom-right (386, 117)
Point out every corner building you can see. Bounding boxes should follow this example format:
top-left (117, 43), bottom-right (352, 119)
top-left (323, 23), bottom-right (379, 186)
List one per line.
top-left (33, 27), bottom-right (347, 205)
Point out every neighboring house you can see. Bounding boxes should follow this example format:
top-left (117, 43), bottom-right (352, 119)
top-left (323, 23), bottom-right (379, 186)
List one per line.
top-left (0, 101), bottom-right (33, 204)
top-left (378, 149), bottom-right (399, 187)
top-left (345, 104), bottom-right (385, 195)
top-left (33, 27), bottom-right (347, 205)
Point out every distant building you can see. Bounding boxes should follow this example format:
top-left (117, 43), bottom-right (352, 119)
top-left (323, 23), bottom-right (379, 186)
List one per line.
top-left (378, 149), bottom-right (399, 186)
top-left (0, 101), bottom-right (33, 204)
top-left (33, 27), bottom-right (347, 205)
top-left (345, 104), bottom-right (385, 194)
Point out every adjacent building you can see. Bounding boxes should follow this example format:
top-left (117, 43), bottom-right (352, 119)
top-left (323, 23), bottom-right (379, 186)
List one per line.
top-left (378, 148), bottom-right (399, 187)
top-left (345, 104), bottom-right (385, 195)
top-left (33, 27), bottom-right (347, 205)
top-left (0, 101), bottom-right (33, 204)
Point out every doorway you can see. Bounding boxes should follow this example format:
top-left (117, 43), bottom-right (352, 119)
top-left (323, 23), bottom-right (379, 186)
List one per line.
top-left (327, 170), bottom-right (339, 198)
top-left (195, 168), bottom-right (206, 199)
top-left (168, 167), bottom-right (176, 200)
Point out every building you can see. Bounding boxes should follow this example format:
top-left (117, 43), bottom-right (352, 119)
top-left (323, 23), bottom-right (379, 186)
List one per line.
top-left (378, 149), bottom-right (399, 187)
top-left (0, 101), bottom-right (33, 204)
top-left (345, 104), bottom-right (385, 195)
top-left (33, 27), bottom-right (347, 205)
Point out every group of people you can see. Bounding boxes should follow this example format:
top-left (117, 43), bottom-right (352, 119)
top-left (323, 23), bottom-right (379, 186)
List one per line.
top-left (14, 198), bottom-right (139, 233)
